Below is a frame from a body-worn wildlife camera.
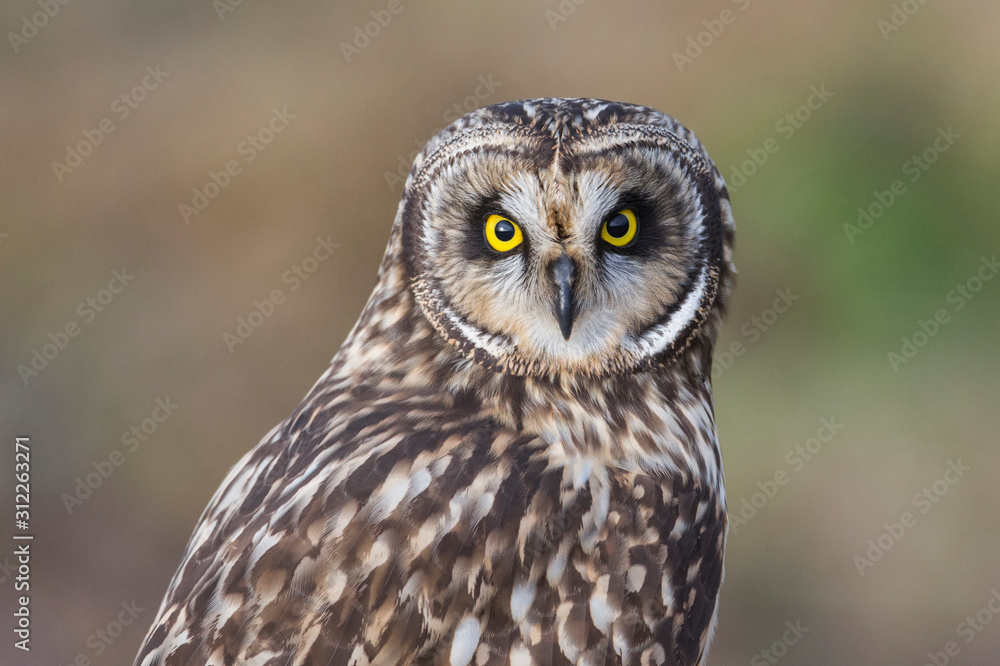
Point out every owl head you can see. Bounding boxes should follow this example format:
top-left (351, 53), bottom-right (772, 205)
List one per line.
top-left (397, 98), bottom-right (735, 378)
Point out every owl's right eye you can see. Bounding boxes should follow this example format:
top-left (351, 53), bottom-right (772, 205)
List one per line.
top-left (484, 214), bottom-right (524, 253)
top-left (601, 208), bottom-right (639, 247)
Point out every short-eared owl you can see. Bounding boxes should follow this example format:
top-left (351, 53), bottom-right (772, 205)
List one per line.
top-left (136, 98), bottom-right (736, 666)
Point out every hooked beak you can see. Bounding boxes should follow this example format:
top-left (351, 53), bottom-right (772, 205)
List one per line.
top-left (551, 253), bottom-right (576, 340)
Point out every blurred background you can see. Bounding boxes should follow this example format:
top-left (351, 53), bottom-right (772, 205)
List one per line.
top-left (2, 1), bottom-right (998, 664)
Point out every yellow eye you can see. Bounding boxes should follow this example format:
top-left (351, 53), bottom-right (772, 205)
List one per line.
top-left (484, 214), bottom-right (523, 253)
top-left (601, 208), bottom-right (638, 247)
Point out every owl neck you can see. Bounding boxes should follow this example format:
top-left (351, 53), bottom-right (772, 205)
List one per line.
top-left (489, 344), bottom-right (723, 487)
top-left (331, 259), bottom-right (723, 487)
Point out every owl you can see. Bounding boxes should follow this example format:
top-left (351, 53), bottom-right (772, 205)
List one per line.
top-left (135, 98), bottom-right (736, 666)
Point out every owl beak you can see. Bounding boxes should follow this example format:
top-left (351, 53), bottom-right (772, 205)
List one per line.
top-left (551, 253), bottom-right (576, 340)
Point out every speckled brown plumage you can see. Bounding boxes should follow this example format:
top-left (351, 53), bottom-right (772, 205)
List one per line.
top-left (135, 98), bottom-right (736, 666)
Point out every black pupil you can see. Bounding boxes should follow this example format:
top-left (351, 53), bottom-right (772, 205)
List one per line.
top-left (606, 213), bottom-right (630, 238)
top-left (494, 220), bottom-right (515, 242)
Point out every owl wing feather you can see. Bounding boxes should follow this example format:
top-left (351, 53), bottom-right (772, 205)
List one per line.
top-left (135, 384), bottom-right (724, 666)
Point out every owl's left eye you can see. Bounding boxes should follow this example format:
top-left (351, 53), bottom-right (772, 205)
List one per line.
top-left (601, 208), bottom-right (639, 247)
top-left (484, 214), bottom-right (524, 253)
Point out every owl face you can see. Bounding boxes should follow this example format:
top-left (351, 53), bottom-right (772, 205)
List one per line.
top-left (403, 99), bottom-right (733, 378)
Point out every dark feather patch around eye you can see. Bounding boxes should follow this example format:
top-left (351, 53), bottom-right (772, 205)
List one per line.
top-left (457, 197), bottom-right (529, 262)
top-left (597, 195), bottom-right (672, 260)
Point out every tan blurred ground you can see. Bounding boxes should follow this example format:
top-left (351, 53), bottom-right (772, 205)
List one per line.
top-left (2, 1), bottom-right (999, 664)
